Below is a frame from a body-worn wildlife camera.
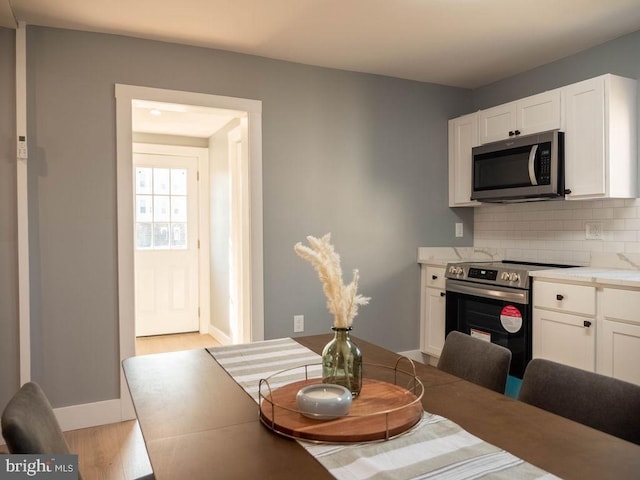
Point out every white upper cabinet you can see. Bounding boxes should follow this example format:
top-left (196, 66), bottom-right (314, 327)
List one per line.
top-left (563, 74), bottom-right (637, 200)
top-left (478, 90), bottom-right (561, 144)
top-left (448, 113), bottom-right (480, 207)
top-left (448, 73), bottom-right (637, 205)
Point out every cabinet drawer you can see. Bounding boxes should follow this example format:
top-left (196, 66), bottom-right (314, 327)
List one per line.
top-left (425, 266), bottom-right (446, 290)
top-left (602, 288), bottom-right (640, 324)
top-left (533, 281), bottom-right (595, 316)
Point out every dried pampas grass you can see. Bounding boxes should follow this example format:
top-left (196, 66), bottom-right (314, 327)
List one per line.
top-left (294, 233), bottom-right (370, 328)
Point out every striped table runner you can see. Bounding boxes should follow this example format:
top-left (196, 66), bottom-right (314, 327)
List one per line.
top-left (208, 339), bottom-right (558, 480)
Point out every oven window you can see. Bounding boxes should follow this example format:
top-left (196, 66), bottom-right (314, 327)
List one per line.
top-left (446, 292), bottom-right (529, 378)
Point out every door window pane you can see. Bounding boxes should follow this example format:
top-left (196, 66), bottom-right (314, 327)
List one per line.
top-left (153, 223), bottom-right (171, 248)
top-left (171, 223), bottom-right (187, 248)
top-left (171, 196), bottom-right (187, 222)
top-left (154, 196), bottom-right (171, 222)
top-left (136, 195), bottom-right (153, 222)
top-left (136, 223), bottom-right (153, 248)
top-left (136, 167), bottom-right (153, 194)
top-left (153, 168), bottom-right (171, 194)
top-left (171, 169), bottom-right (187, 195)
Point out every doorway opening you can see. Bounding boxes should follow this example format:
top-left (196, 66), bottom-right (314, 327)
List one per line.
top-left (116, 85), bottom-right (264, 418)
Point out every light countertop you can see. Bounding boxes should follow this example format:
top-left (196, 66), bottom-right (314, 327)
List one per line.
top-left (530, 267), bottom-right (640, 288)
top-left (417, 247), bottom-right (502, 266)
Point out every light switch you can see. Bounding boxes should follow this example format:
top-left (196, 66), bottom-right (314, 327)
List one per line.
top-left (455, 223), bottom-right (463, 237)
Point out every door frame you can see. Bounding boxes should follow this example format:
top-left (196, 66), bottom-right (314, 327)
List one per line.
top-left (133, 143), bottom-right (211, 336)
top-left (115, 84), bottom-right (264, 419)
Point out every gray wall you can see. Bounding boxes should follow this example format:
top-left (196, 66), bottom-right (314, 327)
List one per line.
top-left (20, 26), bottom-right (472, 407)
top-left (0, 27), bottom-right (19, 409)
top-left (6, 22), bottom-right (640, 411)
top-left (472, 29), bottom-right (640, 109)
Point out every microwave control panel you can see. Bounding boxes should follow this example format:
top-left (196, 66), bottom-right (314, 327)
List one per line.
top-left (537, 142), bottom-right (551, 185)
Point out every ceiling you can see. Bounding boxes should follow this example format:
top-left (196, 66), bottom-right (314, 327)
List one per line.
top-left (2, 0), bottom-right (640, 89)
top-left (132, 100), bottom-right (243, 138)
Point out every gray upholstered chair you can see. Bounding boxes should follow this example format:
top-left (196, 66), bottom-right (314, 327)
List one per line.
top-left (519, 358), bottom-right (640, 445)
top-left (437, 330), bottom-right (512, 393)
top-left (2, 382), bottom-right (155, 480)
top-left (2, 382), bottom-right (83, 480)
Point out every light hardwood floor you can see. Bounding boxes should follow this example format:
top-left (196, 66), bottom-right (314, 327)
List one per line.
top-left (2, 333), bottom-right (221, 480)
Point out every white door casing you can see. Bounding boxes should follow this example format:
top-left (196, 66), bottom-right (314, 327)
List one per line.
top-left (116, 85), bottom-right (264, 420)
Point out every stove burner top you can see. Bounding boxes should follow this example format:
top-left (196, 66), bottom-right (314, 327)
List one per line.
top-left (445, 260), bottom-right (575, 289)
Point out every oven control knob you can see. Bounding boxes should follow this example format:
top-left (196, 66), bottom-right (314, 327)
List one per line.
top-left (510, 273), bottom-right (520, 282)
top-left (501, 272), bottom-right (510, 280)
top-left (450, 266), bottom-right (463, 275)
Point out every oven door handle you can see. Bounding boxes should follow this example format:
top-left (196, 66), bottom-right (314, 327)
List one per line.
top-left (446, 280), bottom-right (529, 304)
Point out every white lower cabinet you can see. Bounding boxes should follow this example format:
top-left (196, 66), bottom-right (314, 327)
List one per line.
top-left (532, 280), bottom-right (596, 372)
top-left (532, 308), bottom-right (595, 371)
top-left (420, 265), bottom-right (446, 363)
top-left (533, 279), bottom-right (640, 387)
top-left (598, 288), bottom-right (640, 386)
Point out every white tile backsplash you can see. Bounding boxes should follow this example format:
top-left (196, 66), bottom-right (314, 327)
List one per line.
top-left (473, 198), bottom-right (640, 266)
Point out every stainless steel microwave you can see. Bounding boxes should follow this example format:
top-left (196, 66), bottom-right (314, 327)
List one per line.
top-left (471, 130), bottom-right (564, 202)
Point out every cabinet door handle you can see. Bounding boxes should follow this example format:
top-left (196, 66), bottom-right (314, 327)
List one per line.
top-left (583, 320), bottom-right (592, 328)
top-left (514, 129), bottom-right (521, 136)
top-left (564, 188), bottom-right (572, 195)
top-left (432, 275), bottom-right (438, 280)
top-left (508, 130), bottom-right (515, 137)
top-left (440, 292), bottom-right (446, 297)
top-left (556, 294), bottom-right (564, 301)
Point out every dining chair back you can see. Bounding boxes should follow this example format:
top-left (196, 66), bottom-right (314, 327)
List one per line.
top-left (519, 358), bottom-right (640, 445)
top-left (437, 330), bottom-right (512, 393)
top-left (1, 382), bottom-right (84, 480)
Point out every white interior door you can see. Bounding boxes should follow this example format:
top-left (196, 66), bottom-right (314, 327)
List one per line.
top-left (134, 153), bottom-right (199, 336)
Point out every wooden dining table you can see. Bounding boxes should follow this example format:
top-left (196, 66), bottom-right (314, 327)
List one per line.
top-left (122, 334), bottom-right (640, 479)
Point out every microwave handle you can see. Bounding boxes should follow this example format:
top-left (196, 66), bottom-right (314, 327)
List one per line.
top-left (528, 144), bottom-right (538, 186)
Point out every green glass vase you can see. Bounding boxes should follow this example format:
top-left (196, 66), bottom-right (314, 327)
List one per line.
top-left (321, 327), bottom-right (362, 397)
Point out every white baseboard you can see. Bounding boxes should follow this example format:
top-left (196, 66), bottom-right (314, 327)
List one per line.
top-left (209, 324), bottom-right (232, 345)
top-left (54, 398), bottom-right (123, 432)
top-left (396, 349), bottom-right (427, 364)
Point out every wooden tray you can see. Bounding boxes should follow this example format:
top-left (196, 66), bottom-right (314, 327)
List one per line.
top-left (259, 378), bottom-right (423, 443)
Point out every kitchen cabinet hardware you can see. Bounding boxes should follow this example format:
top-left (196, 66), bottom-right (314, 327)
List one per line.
top-left (584, 320), bottom-right (592, 328)
top-left (556, 294), bottom-right (564, 301)
top-left (508, 131), bottom-right (514, 136)
top-left (432, 275), bottom-right (438, 280)
top-left (564, 189), bottom-right (572, 195)
top-left (440, 292), bottom-right (446, 297)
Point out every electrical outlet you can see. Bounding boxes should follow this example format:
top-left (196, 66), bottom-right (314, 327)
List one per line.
top-left (293, 315), bottom-right (304, 333)
top-left (585, 222), bottom-right (604, 240)
top-left (455, 223), bottom-right (463, 238)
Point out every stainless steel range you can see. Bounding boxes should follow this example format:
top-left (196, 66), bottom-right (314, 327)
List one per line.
top-left (444, 260), bottom-right (572, 380)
